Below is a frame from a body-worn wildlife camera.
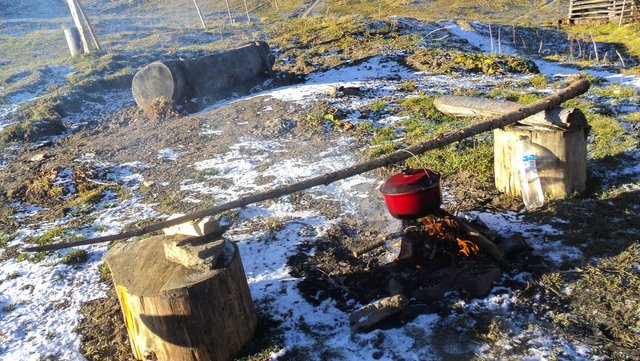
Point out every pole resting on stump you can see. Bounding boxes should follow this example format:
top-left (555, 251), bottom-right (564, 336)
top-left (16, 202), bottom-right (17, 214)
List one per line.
top-left (24, 79), bottom-right (591, 253)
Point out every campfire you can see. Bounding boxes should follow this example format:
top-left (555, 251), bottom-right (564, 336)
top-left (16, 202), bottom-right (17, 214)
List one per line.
top-left (347, 168), bottom-right (515, 332)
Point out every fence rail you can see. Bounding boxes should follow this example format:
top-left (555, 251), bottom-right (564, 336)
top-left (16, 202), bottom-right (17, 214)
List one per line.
top-left (569, 0), bottom-right (640, 23)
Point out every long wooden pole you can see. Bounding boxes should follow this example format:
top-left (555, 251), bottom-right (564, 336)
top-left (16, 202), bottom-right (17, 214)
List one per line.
top-left (24, 79), bottom-right (590, 252)
top-left (66, 0), bottom-right (90, 53)
top-left (192, 0), bottom-right (207, 29)
top-left (74, 0), bottom-right (101, 51)
top-left (243, 0), bottom-right (251, 21)
top-left (224, 0), bottom-right (233, 22)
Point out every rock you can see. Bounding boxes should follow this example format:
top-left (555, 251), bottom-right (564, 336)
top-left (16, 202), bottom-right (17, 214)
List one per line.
top-left (142, 180), bottom-right (155, 188)
top-left (163, 236), bottom-right (226, 270)
top-left (498, 233), bottom-right (531, 256)
top-left (24, 119), bottom-right (66, 141)
top-left (162, 213), bottom-right (221, 237)
top-left (29, 153), bottom-right (47, 162)
top-left (349, 294), bottom-right (409, 332)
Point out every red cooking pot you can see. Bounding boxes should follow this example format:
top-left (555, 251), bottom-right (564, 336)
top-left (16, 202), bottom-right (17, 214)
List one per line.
top-left (380, 168), bottom-right (441, 219)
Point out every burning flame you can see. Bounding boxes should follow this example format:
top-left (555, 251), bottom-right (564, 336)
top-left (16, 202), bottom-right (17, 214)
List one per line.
top-left (419, 216), bottom-right (480, 258)
top-left (456, 237), bottom-right (480, 257)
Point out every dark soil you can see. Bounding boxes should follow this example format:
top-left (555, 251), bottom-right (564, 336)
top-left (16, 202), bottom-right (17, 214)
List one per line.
top-left (76, 288), bottom-right (133, 361)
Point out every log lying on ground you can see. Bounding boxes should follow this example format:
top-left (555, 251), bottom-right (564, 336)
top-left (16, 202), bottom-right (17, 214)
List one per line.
top-left (349, 294), bottom-right (409, 332)
top-left (24, 79), bottom-right (591, 253)
top-left (132, 41), bottom-right (274, 114)
top-left (433, 95), bottom-right (588, 130)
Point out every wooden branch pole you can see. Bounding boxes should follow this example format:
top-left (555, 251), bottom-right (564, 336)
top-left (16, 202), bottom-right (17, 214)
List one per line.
top-left (74, 0), bottom-right (100, 51)
top-left (63, 27), bottom-right (82, 57)
top-left (24, 79), bottom-right (591, 253)
top-left (66, 0), bottom-right (90, 53)
top-left (433, 95), bottom-right (588, 130)
top-left (224, 0), bottom-right (233, 22)
top-left (192, 0), bottom-right (207, 29)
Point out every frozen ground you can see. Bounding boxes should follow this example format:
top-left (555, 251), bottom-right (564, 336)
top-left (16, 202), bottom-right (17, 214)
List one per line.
top-left (1, 15), bottom-right (639, 361)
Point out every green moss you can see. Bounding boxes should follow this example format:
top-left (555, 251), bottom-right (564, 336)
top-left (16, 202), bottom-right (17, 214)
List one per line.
top-left (61, 249), bottom-right (89, 265)
top-left (33, 226), bottom-right (67, 246)
top-left (0, 232), bottom-right (11, 247)
top-left (2, 303), bottom-right (16, 313)
top-left (98, 263), bottom-right (111, 283)
top-left (66, 186), bottom-right (107, 208)
top-left (588, 114), bottom-right (635, 159)
top-left (592, 83), bottom-right (638, 99)
top-left (625, 112), bottom-right (640, 123)
top-left (405, 48), bottom-right (538, 75)
top-left (529, 74), bottom-right (549, 89)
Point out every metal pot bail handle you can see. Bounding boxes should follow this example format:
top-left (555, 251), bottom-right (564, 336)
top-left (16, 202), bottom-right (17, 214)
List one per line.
top-left (398, 149), bottom-right (429, 172)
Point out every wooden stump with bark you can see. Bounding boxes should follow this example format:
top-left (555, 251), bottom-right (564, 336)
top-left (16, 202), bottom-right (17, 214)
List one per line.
top-left (494, 125), bottom-right (588, 199)
top-left (105, 235), bottom-right (257, 361)
top-left (433, 95), bottom-right (589, 199)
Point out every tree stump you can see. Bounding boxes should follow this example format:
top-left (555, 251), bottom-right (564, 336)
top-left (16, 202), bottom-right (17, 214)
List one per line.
top-left (494, 125), bottom-right (588, 199)
top-left (104, 236), bottom-right (257, 361)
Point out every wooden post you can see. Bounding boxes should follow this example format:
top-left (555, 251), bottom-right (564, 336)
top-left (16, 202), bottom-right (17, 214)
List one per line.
top-left (243, 0), bottom-right (251, 21)
top-left (74, 0), bottom-right (100, 51)
top-left (620, 0), bottom-right (627, 26)
top-left (105, 237), bottom-right (257, 361)
top-left (192, 0), bottom-right (207, 29)
top-left (224, 0), bottom-right (233, 22)
top-left (63, 27), bottom-right (82, 57)
top-left (66, 0), bottom-right (90, 53)
top-left (66, 0), bottom-right (99, 53)
top-left (494, 125), bottom-right (588, 199)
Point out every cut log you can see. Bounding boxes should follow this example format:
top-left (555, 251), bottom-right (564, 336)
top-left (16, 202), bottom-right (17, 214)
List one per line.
top-left (132, 41), bottom-right (274, 114)
top-left (349, 294), bottom-right (409, 332)
top-left (433, 95), bottom-right (588, 130)
top-left (105, 236), bottom-right (257, 361)
top-left (494, 125), bottom-right (588, 199)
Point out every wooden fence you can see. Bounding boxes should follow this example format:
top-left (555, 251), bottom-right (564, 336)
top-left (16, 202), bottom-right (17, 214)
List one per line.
top-left (569, 0), bottom-right (640, 23)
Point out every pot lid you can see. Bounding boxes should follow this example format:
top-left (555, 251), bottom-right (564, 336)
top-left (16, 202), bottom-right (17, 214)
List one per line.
top-left (380, 168), bottom-right (439, 195)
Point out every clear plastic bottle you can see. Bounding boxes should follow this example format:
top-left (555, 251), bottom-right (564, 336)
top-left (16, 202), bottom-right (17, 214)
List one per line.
top-left (515, 135), bottom-right (544, 209)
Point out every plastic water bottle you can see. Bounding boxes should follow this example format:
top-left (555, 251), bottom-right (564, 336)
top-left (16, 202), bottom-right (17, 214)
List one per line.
top-left (515, 135), bottom-right (544, 209)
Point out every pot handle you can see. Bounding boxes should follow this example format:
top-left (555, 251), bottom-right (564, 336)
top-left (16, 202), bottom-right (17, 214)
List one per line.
top-left (399, 149), bottom-right (429, 172)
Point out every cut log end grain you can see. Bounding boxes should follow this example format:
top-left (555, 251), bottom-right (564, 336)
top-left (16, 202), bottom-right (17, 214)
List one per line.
top-left (131, 61), bottom-right (186, 113)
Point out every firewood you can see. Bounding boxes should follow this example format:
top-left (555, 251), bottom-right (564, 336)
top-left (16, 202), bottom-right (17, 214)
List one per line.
top-left (24, 79), bottom-right (590, 252)
top-left (434, 208), bottom-right (504, 262)
top-left (349, 294), bottom-right (409, 332)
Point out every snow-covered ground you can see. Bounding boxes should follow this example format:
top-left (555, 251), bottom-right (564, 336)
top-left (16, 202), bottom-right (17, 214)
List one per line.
top-left (1, 17), bottom-right (639, 361)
